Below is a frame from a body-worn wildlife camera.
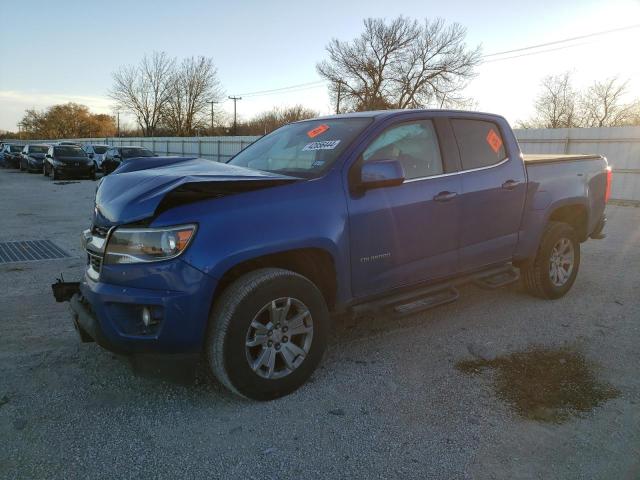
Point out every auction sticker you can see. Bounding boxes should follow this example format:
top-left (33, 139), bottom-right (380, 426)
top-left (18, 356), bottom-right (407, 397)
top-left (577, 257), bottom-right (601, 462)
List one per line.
top-left (302, 140), bottom-right (341, 151)
top-left (307, 124), bottom-right (330, 138)
top-left (486, 128), bottom-right (503, 153)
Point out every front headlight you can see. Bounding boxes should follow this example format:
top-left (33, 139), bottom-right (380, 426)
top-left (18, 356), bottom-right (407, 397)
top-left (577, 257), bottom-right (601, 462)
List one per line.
top-left (104, 224), bottom-right (197, 264)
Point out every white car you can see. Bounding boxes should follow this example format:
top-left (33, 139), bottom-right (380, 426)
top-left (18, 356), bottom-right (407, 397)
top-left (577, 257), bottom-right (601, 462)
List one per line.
top-left (82, 144), bottom-right (109, 171)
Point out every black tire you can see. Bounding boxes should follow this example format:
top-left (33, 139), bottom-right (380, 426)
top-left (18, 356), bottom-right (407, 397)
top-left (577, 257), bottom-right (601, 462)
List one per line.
top-left (51, 167), bottom-right (58, 181)
top-left (206, 268), bottom-right (329, 400)
top-left (43, 164), bottom-right (48, 176)
top-left (521, 221), bottom-right (580, 299)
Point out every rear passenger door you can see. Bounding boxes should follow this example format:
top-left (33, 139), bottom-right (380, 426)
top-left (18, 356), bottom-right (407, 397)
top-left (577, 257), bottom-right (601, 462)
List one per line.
top-left (451, 118), bottom-right (527, 271)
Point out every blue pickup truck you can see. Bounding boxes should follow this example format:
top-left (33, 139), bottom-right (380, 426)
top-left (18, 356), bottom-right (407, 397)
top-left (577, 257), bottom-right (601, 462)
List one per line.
top-left (53, 110), bottom-right (611, 400)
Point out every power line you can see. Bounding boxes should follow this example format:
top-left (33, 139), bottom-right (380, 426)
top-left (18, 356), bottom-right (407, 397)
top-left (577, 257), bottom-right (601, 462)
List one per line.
top-left (483, 24), bottom-right (640, 58)
top-left (235, 80), bottom-right (325, 98)
top-left (482, 41), bottom-right (591, 63)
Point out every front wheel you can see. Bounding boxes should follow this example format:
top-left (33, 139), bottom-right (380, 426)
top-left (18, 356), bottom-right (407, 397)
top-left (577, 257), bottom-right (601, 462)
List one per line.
top-left (521, 221), bottom-right (581, 299)
top-left (206, 268), bottom-right (329, 400)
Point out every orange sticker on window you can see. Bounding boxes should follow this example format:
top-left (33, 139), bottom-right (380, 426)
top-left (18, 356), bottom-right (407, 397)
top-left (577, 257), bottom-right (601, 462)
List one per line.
top-left (486, 129), bottom-right (503, 153)
top-left (307, 124), bottom-right (329, 138)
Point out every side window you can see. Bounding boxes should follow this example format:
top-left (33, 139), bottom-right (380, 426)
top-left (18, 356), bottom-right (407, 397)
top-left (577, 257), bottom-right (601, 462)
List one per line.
top-left (451, 119), bottom-right (506, 170)
top-left (362, 120), bottom-right (443, 180)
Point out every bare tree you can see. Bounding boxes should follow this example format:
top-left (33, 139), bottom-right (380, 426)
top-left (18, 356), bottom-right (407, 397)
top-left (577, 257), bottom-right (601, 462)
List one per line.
top-left (163, 56), bottom-right (223, 135)
top-left (579, 77), bottom-right (640, 127)
top-left (317, 17), bottom-right (480, 112)
top-left (521, 72), bottom-right (579, 129)
top-left (110, 52), bottom-right (175, 136)
top-left (240, 105), bottom-right (318, 135)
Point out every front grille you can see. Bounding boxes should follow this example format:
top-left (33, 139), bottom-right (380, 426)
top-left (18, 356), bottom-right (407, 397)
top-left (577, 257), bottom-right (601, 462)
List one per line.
top-left (88, 251), bottom-right (103, 273)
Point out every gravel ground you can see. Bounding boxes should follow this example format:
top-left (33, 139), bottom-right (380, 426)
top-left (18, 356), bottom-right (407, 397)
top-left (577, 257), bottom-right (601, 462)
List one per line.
top-left (1, 168), bottom-right (639, 479)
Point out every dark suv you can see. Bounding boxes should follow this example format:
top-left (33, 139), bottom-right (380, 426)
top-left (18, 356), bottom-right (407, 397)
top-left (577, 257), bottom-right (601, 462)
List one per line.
top-left (102, 146), bottom-right (155, 174)
top-left (20, 144), bottom-right (50, 173)
top-left (2, 144), bottom-right (24, 168)
top-left (44, 145), bottom-right (96, 180)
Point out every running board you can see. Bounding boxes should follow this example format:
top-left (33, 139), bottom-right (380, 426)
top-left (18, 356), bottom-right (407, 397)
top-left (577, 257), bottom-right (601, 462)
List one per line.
top-left (473, 267), bottom-right (520, 289)
top-left (392, 287), bottom-right (459, 316)
top-left (350, 264), bottom-right (519, 317)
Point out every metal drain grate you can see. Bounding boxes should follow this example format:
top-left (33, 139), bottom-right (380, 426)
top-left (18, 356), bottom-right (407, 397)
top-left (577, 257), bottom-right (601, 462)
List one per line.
top-left (0, 240), bottom-right (71, 264)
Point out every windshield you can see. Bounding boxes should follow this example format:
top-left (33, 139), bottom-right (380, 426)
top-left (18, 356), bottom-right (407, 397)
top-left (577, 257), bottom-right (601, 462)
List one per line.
top-left (29, 146), bottom-right (48, 154)
top-left (10, 145), bottom-right (22, 152)
top-left (54, 146), bottom-right (86, 157)
top-left (228, 118), bottom-right (372, 177)
top-left (121, 148), bottom-right (153, 158)
top-left (93, 146), bottom-right (108, 154)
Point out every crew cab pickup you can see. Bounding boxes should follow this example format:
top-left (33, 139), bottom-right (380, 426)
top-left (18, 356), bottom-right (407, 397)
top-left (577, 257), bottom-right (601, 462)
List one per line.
top-left (53, 110), bottom-right (611, 400)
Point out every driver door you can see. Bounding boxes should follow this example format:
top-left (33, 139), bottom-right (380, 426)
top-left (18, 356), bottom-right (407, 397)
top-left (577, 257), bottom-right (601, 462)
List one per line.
top-left (347, 118), bottom-right (461, 298)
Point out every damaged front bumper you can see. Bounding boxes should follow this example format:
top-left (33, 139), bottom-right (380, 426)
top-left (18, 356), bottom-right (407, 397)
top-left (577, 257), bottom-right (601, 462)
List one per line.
top-left (51, 257), bottom-right (218, 355)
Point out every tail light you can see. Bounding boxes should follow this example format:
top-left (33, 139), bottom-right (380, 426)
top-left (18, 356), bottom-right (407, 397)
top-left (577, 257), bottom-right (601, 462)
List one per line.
top-left (605, 166), bottom-right (612, 203)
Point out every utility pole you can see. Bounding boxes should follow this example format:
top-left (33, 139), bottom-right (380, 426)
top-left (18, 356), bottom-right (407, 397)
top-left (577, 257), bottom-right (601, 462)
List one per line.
top-left (116, 111), bottom-right (120, 137)
top-left (207, 100), bottom-right (217, 135)
top-left (228, 96), bottom-right (242, 135)
top-left (336, 81), bottom-right (342, 114)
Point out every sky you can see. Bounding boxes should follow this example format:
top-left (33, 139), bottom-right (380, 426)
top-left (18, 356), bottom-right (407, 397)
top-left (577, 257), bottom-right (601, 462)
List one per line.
top-left (0, 0), bottom-right (639, 132)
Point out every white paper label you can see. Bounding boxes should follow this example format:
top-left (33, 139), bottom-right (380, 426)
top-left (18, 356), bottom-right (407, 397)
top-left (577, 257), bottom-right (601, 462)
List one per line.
top-left (302, 140), bottom-right (341, 151)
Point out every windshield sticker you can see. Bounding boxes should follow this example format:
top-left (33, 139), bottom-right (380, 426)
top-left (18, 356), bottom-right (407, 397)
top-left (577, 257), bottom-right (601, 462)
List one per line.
top-left (486, 128), bottom-right (503, 153)
top-left (302, 140), bottom-right (341, 151)
top-left (307, 124), bottom-right (330, 138)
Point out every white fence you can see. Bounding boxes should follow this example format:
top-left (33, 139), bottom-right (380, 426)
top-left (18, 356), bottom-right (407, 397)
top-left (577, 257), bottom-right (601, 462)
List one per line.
top-left (514, 126), bottom-right (640, 202)
top-left (7, 126), bottom-right (640, 201)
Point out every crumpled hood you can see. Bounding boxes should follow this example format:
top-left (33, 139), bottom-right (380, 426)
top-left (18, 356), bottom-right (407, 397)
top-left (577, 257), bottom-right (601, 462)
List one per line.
top-left (94, 157), bottom-right (299, 226)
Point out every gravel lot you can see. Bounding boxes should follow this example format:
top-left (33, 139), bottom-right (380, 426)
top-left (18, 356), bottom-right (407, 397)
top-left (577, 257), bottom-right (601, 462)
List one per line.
top-left (1, 168), bottom-right (639, 479)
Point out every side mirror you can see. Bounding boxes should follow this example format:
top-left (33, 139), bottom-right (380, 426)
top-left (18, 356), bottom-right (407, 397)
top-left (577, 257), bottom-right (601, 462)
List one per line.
top-left (88, 153), bottom-right (94, 159)
top-left (45, 154), bottom-right (52, 158)
top-left (113, 154), bottom-right (121, 159)
top-left (358, 159), bottom-right (405, 190)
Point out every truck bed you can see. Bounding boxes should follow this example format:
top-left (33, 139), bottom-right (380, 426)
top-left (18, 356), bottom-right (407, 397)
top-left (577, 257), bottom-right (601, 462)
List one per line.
top-left (523, 154), bottom-right (603, 164)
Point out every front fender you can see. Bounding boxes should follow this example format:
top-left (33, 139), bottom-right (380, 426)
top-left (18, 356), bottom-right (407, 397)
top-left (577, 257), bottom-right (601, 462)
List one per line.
top-left (152, 172), bottom-right (352, 303)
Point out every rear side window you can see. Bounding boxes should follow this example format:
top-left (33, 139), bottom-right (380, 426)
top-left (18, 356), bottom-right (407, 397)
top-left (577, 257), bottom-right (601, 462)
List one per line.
top-left (451, 119), bottom-right (506, 170)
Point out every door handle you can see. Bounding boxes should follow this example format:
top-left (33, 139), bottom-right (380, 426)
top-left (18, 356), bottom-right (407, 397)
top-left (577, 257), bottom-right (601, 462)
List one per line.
top-left (502, 179), bottom-right (521, 190)
top-left (433, 191), bottom-right (458, 202)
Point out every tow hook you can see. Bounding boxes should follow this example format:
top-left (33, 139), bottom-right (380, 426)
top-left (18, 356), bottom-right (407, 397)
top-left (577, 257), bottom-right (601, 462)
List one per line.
top-left (52, 276), bottom-right (81, 302)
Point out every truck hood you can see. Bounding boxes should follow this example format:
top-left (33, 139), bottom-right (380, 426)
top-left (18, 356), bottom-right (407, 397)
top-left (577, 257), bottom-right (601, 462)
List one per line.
top-left (94, 157), bottom-right (300, 226)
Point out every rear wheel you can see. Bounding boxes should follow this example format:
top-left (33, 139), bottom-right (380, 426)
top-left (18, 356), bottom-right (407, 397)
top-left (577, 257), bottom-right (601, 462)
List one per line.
top-left (521, 221), bottom-right (580, 299)
top-left (207, 268), bottom-right (329, 400)
top-left (51, 166), bottom-right (58, 181)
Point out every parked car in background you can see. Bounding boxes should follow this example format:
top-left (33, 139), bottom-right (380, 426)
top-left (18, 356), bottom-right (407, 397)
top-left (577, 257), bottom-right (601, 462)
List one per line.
top-left (54, 110), bottom-right (611, 400)
top-left (101, 146), bottom-right (155, 174)
top-left (57, 141), bottom-right (82, 147)
top-left (82, 144), bottom-right (110, 171)
top-left (2, 144), bottom-right (25, 168)
top-left (44, 144), bottom-right (96, 180)
top-left (19, 144), bottom-right (50, 173)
